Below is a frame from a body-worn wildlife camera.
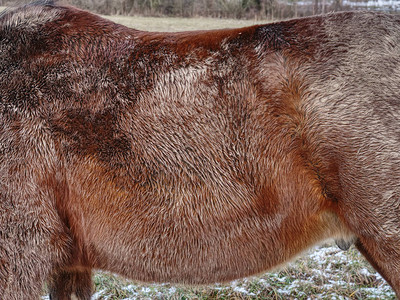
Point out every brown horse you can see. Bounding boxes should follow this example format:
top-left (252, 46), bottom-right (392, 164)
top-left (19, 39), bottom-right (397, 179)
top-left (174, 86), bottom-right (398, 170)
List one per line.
top-left (0, 1), bottom-right (399, 299)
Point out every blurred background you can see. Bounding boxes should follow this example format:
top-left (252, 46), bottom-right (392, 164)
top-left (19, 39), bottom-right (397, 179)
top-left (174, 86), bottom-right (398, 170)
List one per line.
top-left (0, 0), bottom-right (399, 20)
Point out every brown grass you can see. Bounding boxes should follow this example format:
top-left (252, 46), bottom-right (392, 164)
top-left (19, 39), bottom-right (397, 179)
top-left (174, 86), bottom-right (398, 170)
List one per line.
top-left (104, 15), bottom-right (268, 32)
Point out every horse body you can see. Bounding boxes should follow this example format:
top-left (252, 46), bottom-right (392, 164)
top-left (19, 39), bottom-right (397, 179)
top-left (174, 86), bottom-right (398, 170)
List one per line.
top-left (0, 2), bottom-right (399, 299)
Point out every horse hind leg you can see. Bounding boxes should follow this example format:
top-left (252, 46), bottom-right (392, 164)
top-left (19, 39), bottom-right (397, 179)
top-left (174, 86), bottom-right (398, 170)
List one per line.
top-left (355, 237), bottom-right (400, 298)
top-left (337, 194), bottom-right (400, 297)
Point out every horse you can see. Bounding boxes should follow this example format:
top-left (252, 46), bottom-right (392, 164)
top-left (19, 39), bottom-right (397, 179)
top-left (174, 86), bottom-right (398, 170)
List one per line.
top-left (0, 1), bottom-right (399, 298)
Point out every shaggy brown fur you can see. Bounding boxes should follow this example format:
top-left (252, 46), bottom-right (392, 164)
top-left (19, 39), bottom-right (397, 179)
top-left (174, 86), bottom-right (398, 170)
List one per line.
top-left (0, 1), bottom-right (400, 299)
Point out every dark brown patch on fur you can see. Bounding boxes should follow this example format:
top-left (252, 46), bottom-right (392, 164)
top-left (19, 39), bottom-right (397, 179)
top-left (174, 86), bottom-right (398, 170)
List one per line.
top-left (50, 109), bottom-right (131, 164)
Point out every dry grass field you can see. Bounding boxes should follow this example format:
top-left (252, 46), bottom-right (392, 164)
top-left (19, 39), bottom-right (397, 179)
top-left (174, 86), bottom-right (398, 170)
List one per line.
top-left (104, 15), bottom-right (266, 32)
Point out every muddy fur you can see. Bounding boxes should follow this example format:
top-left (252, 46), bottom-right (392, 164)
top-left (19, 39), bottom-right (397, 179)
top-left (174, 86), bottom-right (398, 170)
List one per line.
top-left (0, 1), bottom-right (400, 299)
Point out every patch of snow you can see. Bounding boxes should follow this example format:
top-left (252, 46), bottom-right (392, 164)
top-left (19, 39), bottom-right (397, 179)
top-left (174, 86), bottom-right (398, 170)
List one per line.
top-left (359, 267), bottom-right (373, 276)
top-left (122, 284), bottom-right (137, 292)
top-left (233, 286), bottom-right (256, 296)
top-left (91, 289), bottom-right (106, 300)
top-left (168, 286), bottom-right (177, 295)
top-left (140, 287), bottom-right (151, 294)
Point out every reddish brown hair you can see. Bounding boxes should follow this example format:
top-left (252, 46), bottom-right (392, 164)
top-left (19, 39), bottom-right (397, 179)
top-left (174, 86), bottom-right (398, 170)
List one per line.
top-left (1, 1), bottom-right (400, 299)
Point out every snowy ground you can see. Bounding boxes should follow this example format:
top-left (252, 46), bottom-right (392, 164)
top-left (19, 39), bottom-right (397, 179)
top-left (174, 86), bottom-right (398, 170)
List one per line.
top-left (42, 241), bottom-right (396, 299)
